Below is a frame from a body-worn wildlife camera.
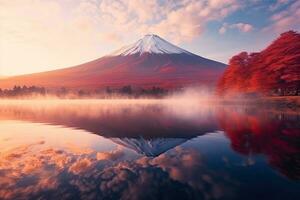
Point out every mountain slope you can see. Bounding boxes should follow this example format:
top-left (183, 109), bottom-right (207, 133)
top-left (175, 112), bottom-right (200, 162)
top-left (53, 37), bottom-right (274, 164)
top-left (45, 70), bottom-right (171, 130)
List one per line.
top-left (0, 34), bottom-right (226, 90)
top-left (217, 31), bottom-right (300, 96)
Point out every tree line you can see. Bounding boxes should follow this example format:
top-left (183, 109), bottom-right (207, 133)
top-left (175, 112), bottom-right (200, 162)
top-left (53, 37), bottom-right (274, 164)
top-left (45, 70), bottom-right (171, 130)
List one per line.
top-left (0, 86), bottom-right (46, 97)
top-left (0, 85), bottom-right (169, 98)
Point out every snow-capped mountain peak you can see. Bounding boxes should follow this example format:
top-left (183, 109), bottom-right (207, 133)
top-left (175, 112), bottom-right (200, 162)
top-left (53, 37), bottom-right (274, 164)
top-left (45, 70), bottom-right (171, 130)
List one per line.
top-left (110, 137), bottom-right (189, 157)
top-left (109, 34), bottom-right (193, 56)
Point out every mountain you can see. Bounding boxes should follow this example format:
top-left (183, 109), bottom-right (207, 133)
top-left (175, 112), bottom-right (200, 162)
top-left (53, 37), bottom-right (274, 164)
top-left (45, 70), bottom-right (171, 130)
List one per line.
top-left (110, 34), bottom-right (192, 56)
top-left (0, 34), bottom-right (226, 90)
top-left (111, 137), bottom-right (189, 157)
top-left (217, 31), bottom-right (300, 96)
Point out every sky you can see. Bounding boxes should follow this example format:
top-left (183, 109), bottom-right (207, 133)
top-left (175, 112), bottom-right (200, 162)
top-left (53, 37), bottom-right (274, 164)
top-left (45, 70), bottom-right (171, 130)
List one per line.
top-left (0, 0), bottom-right (299, 76)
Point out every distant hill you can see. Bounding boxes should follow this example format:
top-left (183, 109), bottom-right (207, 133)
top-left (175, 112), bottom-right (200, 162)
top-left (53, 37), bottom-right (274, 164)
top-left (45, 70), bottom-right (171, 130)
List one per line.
top-left (217, 31), bottom-right (300, 96)
top-left (0, 34), bottom-right (226, 90)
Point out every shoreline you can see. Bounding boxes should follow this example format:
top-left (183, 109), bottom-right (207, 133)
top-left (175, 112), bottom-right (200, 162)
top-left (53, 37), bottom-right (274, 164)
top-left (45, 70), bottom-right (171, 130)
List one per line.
top-left (0, 96), bottom-right (299, 108)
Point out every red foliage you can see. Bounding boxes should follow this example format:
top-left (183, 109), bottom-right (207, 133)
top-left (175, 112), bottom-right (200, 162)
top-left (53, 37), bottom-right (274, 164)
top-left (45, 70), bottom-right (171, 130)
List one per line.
top-left (218, 108), bottom-right (300, 180)
top-left (217, 31), bottom-right (300, 96)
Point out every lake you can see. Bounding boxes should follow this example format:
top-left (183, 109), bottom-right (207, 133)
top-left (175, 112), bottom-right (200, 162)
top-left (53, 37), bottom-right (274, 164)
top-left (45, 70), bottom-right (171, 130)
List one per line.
top-left (0, 100), bottom-right (299, 200)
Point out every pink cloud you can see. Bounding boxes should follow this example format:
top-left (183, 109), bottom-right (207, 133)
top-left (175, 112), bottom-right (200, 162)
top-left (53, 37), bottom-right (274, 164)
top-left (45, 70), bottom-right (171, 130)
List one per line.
top-left (219, 23), bottom-right (254, 34)
top-left (0, 140), bottom-right (239, 200)
top-left (98, 0), bottom-right (243, 43)
top-left (269, 0), bottom-right (290, 11)
top-left (265, 0), bottom-right (300, 33)
top-left (69, 158), bottom-right (93, 174)
top-left (96, 147), bottom-right (124, 161)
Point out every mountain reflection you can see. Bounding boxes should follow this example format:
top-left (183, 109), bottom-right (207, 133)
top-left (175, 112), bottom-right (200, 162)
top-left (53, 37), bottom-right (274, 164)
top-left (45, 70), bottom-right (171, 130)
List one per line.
top-left (0, 100), bottom-right (218, 138)
top-left (111, 137), bottom-right (189, 157)
top-left (0, 100), bottom-right (299, 200)
top-left (0, 100), bottom-right (216, 157)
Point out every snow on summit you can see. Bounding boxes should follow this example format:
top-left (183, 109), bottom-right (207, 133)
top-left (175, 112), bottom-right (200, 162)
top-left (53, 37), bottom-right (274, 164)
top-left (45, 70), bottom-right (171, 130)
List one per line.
top-left (110, 34), bottom-right (192, 56)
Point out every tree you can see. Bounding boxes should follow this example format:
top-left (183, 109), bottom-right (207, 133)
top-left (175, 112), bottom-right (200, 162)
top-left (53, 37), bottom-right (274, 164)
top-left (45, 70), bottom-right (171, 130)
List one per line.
top-left (106, 86), bottom-right (112, 94)
top-left (120, 85), bottom-right (132, 95)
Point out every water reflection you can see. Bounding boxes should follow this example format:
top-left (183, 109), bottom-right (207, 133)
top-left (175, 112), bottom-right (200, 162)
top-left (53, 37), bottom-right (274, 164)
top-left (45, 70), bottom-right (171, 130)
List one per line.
top-left (0, 100), bottom-right (299, 200)
top-left (0, 135), bottom-right (234, 200)
top-left (111, 137), bottom-right (188, 157)
top-left (0, 100), bottom-right (218, 138)
top-left (218, 107), bottom-right (300, 180)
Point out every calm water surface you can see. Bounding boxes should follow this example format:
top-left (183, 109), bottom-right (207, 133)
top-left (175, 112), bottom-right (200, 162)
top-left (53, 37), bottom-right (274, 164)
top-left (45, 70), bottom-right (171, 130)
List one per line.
top-left (0, 100), bottom-right (299, 200)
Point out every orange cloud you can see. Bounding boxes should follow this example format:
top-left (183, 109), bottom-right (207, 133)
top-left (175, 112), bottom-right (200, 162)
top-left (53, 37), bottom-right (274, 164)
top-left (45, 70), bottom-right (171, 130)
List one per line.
top-left (96, 147), bottom-right (124, 161)
top-left (69, 158), bottom-right (93, 174)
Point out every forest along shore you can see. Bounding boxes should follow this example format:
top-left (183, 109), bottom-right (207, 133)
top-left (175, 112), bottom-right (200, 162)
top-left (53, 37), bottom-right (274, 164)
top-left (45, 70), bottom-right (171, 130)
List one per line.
top-left (220, 96), bottom-right (300, 111)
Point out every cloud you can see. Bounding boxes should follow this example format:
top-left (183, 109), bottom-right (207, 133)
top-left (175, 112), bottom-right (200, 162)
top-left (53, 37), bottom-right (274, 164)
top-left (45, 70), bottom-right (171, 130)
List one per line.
top-left (98, 0), bottom-right (242, 43)
top-left (266, 0), bottom-right (300, 33)
top-left (219, 26), bottom-right (227, 34)
top-left (96, 146), bottom-right (124, 161)
top-left (0, 141), bottom-right (238, 200)
top-left (0, 0), bottom-right (109, 75)
top-left (269, 0), bottom-right (290, 11)
top-left (219, 22), bottom-right (254, 34)
top-left (2, 0), bottom-right (297, 76)
top-left (69, 158), bottom-right (93, 174)
top-left (0, 0), bottom-right (243, 75)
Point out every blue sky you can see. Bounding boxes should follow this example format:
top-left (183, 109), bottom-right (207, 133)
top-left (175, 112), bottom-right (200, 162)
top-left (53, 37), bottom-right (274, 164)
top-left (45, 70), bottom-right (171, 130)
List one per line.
top-left (182, 0), bottom-right (300, 62)
top-left (0, 0), bottom-right (299, 76)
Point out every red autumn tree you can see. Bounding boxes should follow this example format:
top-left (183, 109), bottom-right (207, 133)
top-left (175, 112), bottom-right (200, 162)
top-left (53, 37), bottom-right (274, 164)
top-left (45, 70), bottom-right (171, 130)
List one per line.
top-left (217, 30), bottom-right (300, 96)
